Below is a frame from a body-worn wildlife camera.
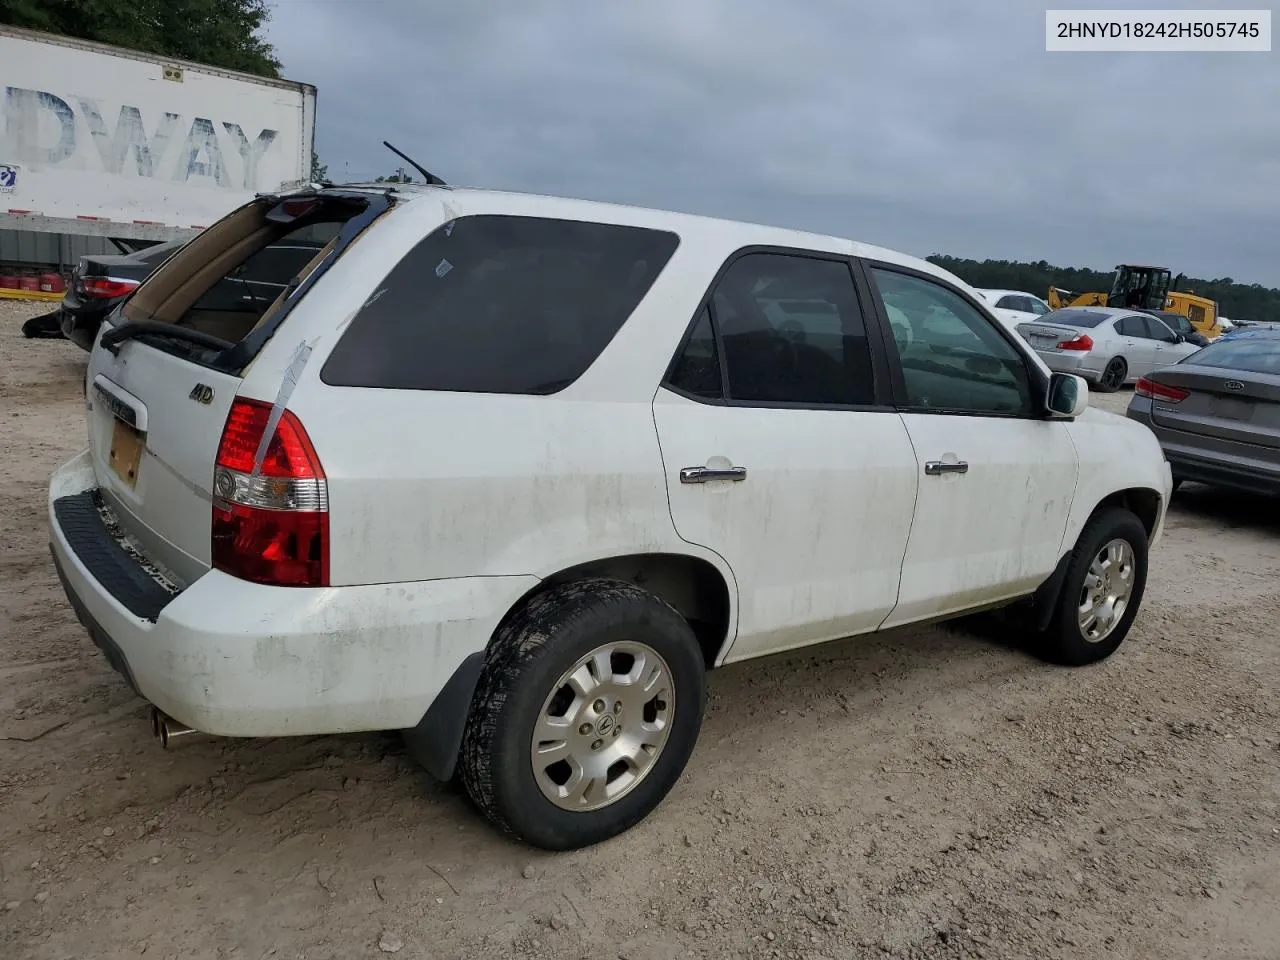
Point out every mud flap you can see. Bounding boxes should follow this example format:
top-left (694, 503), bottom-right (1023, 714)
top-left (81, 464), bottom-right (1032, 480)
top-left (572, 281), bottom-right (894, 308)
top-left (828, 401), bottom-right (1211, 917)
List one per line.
top-left (1030, 551), bottom-right (1074, 633)
top-left (400, 652), bottom-right (485, 782)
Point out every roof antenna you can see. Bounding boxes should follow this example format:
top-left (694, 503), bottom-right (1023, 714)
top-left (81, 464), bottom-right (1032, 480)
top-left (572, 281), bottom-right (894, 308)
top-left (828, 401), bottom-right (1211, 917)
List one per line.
top-left (382, 141), bottom-right (446, 185)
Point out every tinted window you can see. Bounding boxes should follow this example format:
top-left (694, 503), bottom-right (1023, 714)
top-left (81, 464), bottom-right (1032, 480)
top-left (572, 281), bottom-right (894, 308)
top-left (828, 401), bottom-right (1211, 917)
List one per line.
top-left (667, 308), bottom-right (723, 400)
top-left (996, 295), bottom-right (1020, 310)
top-left (871, 267), bottom-right (1032, 415)
top-left (1189, 338), bottom-right (1280, 375)
top-left (1142, 316), bottom-right (1177, 342)
top-left (322, 215), bottom-right (679, 394)
top-left (1028, 298), bottom-right (1050, 315)
top-left (1116, 315), bottom-right (1146, 337)
top-left (1044, 310), bottom-right (1106, 328)
top-left (708, 253), bottom-right (874, 406)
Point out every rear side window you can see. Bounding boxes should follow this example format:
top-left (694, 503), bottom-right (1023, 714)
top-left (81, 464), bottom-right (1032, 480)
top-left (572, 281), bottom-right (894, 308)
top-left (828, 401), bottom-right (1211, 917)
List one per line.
top-left (321, 216), bottom-right (680, 394)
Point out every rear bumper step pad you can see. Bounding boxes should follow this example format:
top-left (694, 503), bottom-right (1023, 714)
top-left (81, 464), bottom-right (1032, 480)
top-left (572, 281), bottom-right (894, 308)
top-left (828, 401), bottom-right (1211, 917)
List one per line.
top-left (51, 490), bottom-right (180, 622)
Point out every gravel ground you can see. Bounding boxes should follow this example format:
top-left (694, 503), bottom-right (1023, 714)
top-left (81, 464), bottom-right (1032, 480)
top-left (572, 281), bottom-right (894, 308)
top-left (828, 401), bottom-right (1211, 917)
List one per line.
top-left (2, 299), bottom-right (1278, 960)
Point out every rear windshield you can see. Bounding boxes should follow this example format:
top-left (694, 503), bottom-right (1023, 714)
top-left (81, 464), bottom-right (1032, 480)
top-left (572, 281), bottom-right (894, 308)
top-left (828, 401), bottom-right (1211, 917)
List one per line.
top-left (1044, 310), bottom-right (1108, 328)
top-left (320, 215), bottom-right (680, 394)
top-left (1187, 337), bottom-right (1280, 375)
top-left (120, 192), bottom-right (385, 371)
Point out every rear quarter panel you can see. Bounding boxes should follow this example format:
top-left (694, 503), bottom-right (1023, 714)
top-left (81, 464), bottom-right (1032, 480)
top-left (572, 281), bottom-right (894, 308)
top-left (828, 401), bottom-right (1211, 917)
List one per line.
top-left (244, 193), bottom-right (752, 589)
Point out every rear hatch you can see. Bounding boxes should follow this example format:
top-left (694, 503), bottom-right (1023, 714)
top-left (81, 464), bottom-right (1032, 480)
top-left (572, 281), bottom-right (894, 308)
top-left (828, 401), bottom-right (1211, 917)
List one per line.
top-left (1148, 365), bottom-right (1280, 451)
top-left (82, 188), bottom-right (392, 587)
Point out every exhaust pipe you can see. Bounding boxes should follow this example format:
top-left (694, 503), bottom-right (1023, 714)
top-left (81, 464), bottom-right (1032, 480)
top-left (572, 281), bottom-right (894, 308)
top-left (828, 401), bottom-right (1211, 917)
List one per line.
top-left (150, 706), bottom-right (202, 748)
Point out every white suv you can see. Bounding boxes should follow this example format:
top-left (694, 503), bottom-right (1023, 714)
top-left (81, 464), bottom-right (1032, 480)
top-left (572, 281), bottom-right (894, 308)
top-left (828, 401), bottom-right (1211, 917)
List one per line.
top-left (48, 184), bottom-right (1173, 850)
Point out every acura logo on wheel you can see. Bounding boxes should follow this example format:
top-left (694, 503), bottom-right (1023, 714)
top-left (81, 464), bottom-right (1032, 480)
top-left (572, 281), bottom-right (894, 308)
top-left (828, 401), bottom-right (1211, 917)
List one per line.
top-left (1224, 380), bottom-right (1245, 391)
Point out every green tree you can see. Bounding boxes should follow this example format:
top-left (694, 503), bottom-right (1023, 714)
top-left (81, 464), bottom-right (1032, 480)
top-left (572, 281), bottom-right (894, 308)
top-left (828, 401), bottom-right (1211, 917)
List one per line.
top-left (310, 151), bottom-right (328, 182)
top-left (375, 170), bottom-right (414, 183)
top-left (0, 0), bottom-right (281, 77)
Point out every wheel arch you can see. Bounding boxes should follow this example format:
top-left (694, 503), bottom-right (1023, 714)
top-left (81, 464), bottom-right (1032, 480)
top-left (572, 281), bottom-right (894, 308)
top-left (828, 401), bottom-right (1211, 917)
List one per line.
top-left (1031, 485), bottom-right (1163, 632)
top-left (401, 550), bottom-right (737, 784)
top-left (510, 551), bottom-right (737, 669)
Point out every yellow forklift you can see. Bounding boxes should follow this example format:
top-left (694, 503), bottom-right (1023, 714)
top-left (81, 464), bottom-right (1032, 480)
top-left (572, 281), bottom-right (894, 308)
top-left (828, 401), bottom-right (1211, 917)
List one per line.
top-left (1047, 265), bottom-right (1220, 338)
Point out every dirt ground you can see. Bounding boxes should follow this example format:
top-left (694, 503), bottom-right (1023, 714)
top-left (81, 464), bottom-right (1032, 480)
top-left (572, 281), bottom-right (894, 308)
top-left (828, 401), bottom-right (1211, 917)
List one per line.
top-left (2, 298), bottom-right (1278, 960)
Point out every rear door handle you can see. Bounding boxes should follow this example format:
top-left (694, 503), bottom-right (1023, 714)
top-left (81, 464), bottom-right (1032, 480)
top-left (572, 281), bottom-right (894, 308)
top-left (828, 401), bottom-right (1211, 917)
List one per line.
top-left (680, 466), bottom-right (747, 484)
top-left (924, 460), bottom-right (968, 476)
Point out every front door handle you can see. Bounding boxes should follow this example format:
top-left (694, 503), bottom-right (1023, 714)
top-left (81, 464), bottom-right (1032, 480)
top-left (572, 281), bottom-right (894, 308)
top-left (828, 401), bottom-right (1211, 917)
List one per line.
top-left (680, 465), bottom-right (747, 484)
top-left (924, 460), bottom-right (969, 476)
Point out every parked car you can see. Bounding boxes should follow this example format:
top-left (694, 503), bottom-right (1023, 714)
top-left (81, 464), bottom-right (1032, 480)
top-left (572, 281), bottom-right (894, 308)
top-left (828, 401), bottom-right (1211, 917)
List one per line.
top-left (1127, 328), bottom-right (1280, 496)
top-left (55, 240), bottom-right (189, 350)
top-left (51, 236), bottom-right (330, 352)
top-left (974, 288), bottom-right (1052, 330)
top-left (1146, 309), bottom-right (1210, 348)
top-left (1221, 320), bottom-right (1280, 340)
top-left (48, 184), bottom-right (1173, 851)
top-left (1016, 306), bottom-right (1201, 393)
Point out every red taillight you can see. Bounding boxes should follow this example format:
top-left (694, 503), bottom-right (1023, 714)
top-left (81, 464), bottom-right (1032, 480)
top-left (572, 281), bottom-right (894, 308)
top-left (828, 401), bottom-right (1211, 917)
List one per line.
top-left (79, 276), bottom-right (140, 299)
top-left (1056, 333), bottom-right (1094, 351)
top-left (1135, 377), bottom-right (1190, 403)
top-left (211, 398), bottom-right (328, 587)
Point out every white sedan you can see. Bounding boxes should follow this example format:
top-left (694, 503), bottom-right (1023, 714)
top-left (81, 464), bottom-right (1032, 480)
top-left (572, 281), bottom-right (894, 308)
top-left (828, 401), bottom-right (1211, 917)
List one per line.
top-left (1017, 306), bottom-right (1202, 392)
top-left (975, 288), bottom-right (1053, 329)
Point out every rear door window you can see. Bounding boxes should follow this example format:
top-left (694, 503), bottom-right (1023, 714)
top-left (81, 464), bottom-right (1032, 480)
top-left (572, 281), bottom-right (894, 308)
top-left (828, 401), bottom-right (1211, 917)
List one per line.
top-left (320, 215), bottom-right (680, 394)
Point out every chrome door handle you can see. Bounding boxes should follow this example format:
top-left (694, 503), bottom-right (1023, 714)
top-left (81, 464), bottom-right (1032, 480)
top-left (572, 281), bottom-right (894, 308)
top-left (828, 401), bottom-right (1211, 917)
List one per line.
top-left (924, 460), bottom-right (969, 476)
top-left (680, 465), bottom-right (747, 484)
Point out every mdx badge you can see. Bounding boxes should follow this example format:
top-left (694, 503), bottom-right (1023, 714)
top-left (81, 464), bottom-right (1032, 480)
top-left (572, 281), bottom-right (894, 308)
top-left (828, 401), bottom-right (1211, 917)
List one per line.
top-left (189, 383), bottom-right (215, 404)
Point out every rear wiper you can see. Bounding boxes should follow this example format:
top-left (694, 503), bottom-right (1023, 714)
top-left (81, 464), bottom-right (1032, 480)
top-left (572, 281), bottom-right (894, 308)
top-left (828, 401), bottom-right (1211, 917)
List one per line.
top-left (101, 320), bottom-right (235, 357)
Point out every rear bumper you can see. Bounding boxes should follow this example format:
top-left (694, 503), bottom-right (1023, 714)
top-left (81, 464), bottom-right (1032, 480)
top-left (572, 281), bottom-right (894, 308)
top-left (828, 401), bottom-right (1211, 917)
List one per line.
top-left (1126, 403), bottom-right (1280, 497)
top-left (1030, 349), bottom-right (1106, 382)
top-left (58, 304), bottom-right (105, 352)
top-left (49, 448), bottom-right (538, 737)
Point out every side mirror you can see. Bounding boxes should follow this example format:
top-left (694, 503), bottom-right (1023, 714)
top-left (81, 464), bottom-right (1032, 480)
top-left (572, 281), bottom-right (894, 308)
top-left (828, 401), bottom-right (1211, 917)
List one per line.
top-left (1047, 372), bottom-right (1089, 419)
top-left (1174, 333), bottom-right (1185, 344)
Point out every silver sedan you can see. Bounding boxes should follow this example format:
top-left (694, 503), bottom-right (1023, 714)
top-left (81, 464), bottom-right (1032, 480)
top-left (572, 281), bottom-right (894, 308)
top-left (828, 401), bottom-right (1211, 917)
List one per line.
top-left (1016, 306), bottom-right (1202, 393)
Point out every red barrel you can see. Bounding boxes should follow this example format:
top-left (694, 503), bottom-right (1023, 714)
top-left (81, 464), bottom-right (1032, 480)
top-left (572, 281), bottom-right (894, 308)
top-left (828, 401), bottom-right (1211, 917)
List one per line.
top-left (0, 273), bottom-right (18, 289)
top-left (39, 272), bottom-right (66, 293)
top-left (18, 275), bottom-right (39, 292)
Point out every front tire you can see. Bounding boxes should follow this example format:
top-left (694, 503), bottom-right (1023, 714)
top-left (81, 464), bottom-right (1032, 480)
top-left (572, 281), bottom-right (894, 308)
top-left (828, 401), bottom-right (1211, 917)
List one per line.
top-left (1036, 507), bottom-right (1148, 666)
top-left (459, 578), bottom-right (707, 851)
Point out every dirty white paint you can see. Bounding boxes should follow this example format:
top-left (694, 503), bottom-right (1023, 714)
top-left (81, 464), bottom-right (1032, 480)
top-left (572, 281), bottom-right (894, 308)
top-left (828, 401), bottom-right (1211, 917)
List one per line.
top-left (879, 413), bottom-right (1080, 627)
top-left (0, 27), bottom-right (314, 233)
top-left (653, 389), bottom-right (920, 659)
top-left (48, 183), bottom-right (1173, 739)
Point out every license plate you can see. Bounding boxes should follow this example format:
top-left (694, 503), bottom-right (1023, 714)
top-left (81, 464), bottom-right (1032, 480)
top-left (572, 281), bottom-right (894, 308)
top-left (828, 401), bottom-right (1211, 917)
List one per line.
top-left (108, 418), bottom-right (145, 488)
top-left (1209, 397), bottom-right (1252, 421)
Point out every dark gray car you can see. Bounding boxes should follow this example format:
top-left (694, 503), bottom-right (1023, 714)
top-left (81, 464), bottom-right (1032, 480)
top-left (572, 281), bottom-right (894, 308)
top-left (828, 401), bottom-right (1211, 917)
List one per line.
top-left (1126, 329), bottom-right (1280, 496)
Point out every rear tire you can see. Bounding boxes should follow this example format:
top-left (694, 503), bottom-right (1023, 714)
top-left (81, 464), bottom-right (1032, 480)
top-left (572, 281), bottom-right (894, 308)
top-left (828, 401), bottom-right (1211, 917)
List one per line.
top-left (458, 578), bottom-right (706, 851)
top-left (1036, 507), bottom-right (1148, 666)
top-left (1095, 357), bottom-right (1127, 393)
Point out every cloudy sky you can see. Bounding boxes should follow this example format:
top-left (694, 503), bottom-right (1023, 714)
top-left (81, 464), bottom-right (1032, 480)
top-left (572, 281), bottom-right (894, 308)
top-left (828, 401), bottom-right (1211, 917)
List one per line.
top-left (265, 0), bottom-right (1280, 286)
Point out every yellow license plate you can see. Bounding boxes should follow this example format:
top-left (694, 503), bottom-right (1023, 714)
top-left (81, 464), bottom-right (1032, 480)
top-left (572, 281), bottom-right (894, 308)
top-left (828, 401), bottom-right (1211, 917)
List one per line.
top-left (108, 419), bottom-right (145, 488)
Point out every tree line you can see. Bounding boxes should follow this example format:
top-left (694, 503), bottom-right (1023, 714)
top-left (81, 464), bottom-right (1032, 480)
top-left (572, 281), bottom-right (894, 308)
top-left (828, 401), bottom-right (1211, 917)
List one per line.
top-left (928, 255), bottom-right (1280, 324)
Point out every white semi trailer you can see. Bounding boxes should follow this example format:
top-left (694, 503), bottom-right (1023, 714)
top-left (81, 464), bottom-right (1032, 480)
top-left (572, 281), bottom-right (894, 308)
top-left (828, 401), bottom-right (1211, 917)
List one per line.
top-left (0, 25), bottom-right (316, 246)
